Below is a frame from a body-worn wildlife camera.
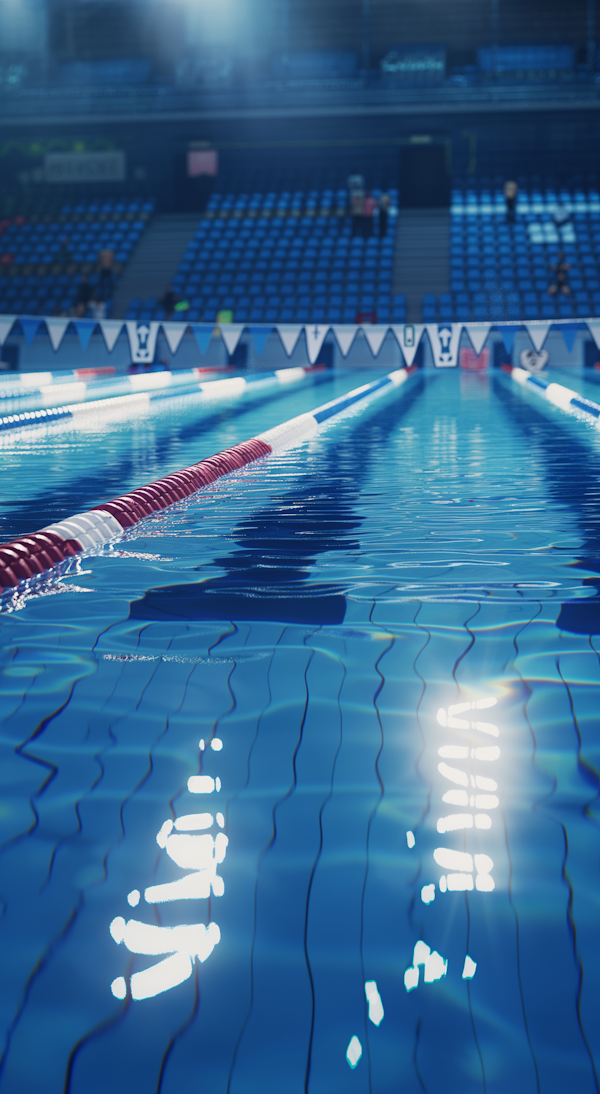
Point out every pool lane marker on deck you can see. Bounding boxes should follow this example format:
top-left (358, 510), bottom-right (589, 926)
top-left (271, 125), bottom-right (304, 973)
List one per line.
top-left (0, 366), bottom-right (415, 590)
top-left (0, 366), bottom-right (321, 434)
top-left (502, 364), bottom-right (600, 422)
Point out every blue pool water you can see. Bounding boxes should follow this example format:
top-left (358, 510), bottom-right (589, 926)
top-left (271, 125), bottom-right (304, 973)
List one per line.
top-left (1, 367), bottom-right (600, 1093)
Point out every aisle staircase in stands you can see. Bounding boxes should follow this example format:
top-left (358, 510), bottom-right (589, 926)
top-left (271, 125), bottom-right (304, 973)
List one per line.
top-left (393, 209), bottom-right (450, 323)
top-left (112, 213), bottom-right (200, 319)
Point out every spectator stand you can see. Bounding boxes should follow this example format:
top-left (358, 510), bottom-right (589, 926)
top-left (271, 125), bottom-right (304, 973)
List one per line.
top-left (125, 188), bottom-right (406, 327)
top-left (0, 197), bottom-right (154, 319)
top-left (422, 180), bottom-right (600, 323)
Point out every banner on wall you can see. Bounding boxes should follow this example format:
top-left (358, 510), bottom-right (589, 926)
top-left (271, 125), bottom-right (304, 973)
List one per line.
top-left (427, 322), bottom-right (462, 368)
top-left (126, 321), bottom-right (160, 364)
top-left (391, 324), bottom-right (425, 368)
top-left (44, 151), bottom-right (126, 184)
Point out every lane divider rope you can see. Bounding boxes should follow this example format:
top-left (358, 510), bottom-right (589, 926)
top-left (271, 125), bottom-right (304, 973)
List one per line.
top-left (0, 366), bottom-right (321, 435)
top-left (0, 365), bottom-right (236, 412)
top-left (0, 366), bottom-right (415, 590)
top-left (502, 365), bottom-right (600, 422)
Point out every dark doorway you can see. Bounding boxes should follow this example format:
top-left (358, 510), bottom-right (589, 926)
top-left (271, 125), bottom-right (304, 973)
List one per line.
top-left (172, 152), bottom-right (214, 213)
top-left (400, 145), bottom-right (450, 208)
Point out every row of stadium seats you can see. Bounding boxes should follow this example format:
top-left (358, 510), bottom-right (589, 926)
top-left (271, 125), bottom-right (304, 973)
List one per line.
top-left (126, 189), bottom-right (403, 324)
top-left (446, 178), bottom-right (600, 317)
top-left (0, 198), bottom-right (153, 316)
top-left (422, 289), bottom-right (600, 322)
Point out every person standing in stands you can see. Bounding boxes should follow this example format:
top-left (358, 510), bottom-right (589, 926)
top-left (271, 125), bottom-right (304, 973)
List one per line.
top-left (503, 180), bottom-right (518, 222)
top-left (160, 284), bottom-right (178, 320)
top-left (363, 190), bottom-right (377, 237)
top-left (56, 236), bottom-right (73, 266)
top-left (75, 273), bottom-right (94, 317)
top-left (351, 187), bottom-right (364, 236)
top-left (548, 251), bottom-right (571, 296)
top-left (378, 191), bottom-right (391, 238)
top-left (97, 245), bottom-right (115, 301)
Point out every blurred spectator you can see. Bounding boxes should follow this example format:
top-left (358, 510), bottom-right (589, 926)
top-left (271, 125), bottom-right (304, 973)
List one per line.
top-left (97, 246), bottom-right (115, 301)
top-left (75, 274), bottom-right (94, 317)
top-left (160, 284), bottom-right (178, 320)
top-left (548, 251), bottom-right (571, 296)
top-left (350, 187), bottom-right (364, 236)
top-left (363, 190), bottom-right (377, 237)
top-left (90, 298), bottom-right (107, 320)
top-left (379, 191), bottom-right (391, 238)
top-left (503, 180), bottom-right (518, 222)
top-left (56, 236), bottom-right (73, 265)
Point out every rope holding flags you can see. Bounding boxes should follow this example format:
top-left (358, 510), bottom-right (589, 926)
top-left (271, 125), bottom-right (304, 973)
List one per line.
top-left (0, 314), bottom-right (597, 368)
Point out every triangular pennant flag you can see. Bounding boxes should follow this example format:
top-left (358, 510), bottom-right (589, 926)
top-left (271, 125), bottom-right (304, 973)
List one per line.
top-left (391, 324), bottom-right (425, 368)
top-left (126, 320), bottom-right (160, 364)
top-left (20, 318), bottom-right (41, 346)
top-left (45, 318), bottom-right (69, 351)
top-left (332, 325), bottom-right (358, 358)
top-left (499, 326), bottom-right (517, 355)
top-left (74, 320), bottom-right (96, 352)
top-left (525, 322), bottom-right (551, 352)
top-left (0, 316), bottom-right (16, 345)
top-left (559, 323), bottom-right (578, 354)
top-left (249, 326), bottom-right (272, 356)
top-left (219, 324), bottom-right (245, 357)
top-left (362, 324), bottom-right (389, 357)
top-left (162, 322), bottom-right (187, 355)
top-left (192, 324), bottom-right (213, 355)
top-left (587, 320), bottom-right (600, 350)
top-left (100, 320), bottom-right (124, 353)
top-left (276, 324), bottom-right (302, 357)
top-left (465, 323), bottom-right (491, 356)
top-left (426, 322), bottom-right (463, 368)
top-left (305, 324), bottom-right (329, 365)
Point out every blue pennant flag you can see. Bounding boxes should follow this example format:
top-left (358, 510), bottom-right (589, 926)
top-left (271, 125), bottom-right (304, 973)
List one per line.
top-left (500, 326), bottom-right (517, 355)
top-left (192, 325), bottom-right (213, 355)
top-left (20, 318), bottom-right (40, 346)
top-left (560, 323), bottom-right (578, 354)
top-left (74, 320), bottom-right (96, 351)
top-left (249, 326), bottom-right (272, 356)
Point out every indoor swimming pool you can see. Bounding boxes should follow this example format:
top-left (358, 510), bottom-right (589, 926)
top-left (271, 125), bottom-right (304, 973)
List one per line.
top-left (1, 365), bottom-right (599, 1094)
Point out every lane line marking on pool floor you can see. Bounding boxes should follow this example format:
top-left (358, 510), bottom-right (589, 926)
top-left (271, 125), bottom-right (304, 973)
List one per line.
top-left (0, 366), bottom-right (322, 435)
top-left (0, 366), bottom-right (415, 590)
top-left (502, 365), bottom-right (600, 422)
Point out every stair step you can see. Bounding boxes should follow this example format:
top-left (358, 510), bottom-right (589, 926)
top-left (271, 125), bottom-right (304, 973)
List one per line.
top-left (112, 212), bottom-right (200, 319)
top-left (393, 208), bottom-right (450, 322)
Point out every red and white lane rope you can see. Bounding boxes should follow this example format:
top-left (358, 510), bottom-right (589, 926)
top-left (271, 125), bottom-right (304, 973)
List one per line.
top-left (0, 366), bottom-right (415, 590)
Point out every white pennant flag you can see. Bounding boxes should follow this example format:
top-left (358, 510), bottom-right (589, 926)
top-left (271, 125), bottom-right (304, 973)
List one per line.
top-left (332, 325), bottom-right (358, 358)
top-left (427, 323), bottom-right (463, 368)
top-left (587, 320), bottom-right (600, 350)
top-left (162, 323), bottom-right (187, 355)
top-left (305, 324), bottom-right (329, 365)
top-left (391, 324), bottom-right (425, 368)
top-left (465, 323), bottom-right (491, 356)
top-left (362, 325), bottom-right (389, 357)
top-left (276, 324), bottom-right (303, 357)
top-left (0, 316), bottom-right (15, 345)
top-left (45, 318), bottom-right (69, 351)
top-left (219, 324), bottom-right (244, 356)
top-left (525, 322), bottom-right (551, 352)
top-left (100, 320), bottom-right (124, 353)
top-left (126, 320), bottom-right (160, 364)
